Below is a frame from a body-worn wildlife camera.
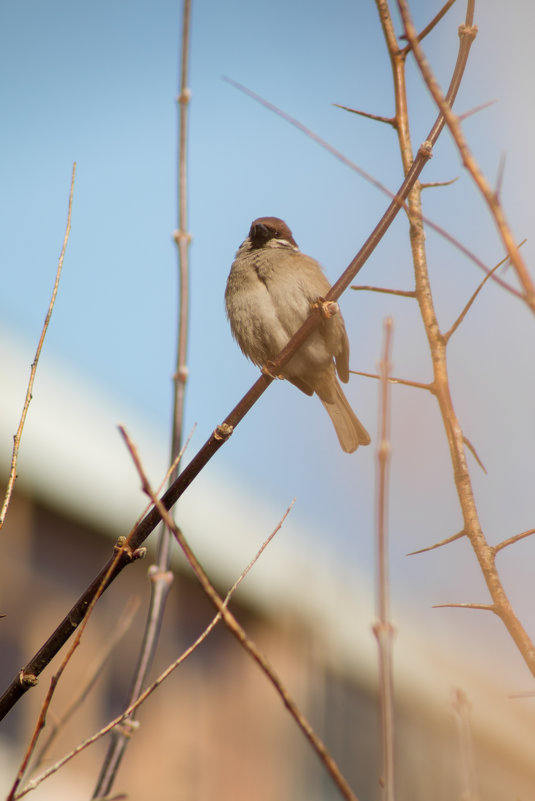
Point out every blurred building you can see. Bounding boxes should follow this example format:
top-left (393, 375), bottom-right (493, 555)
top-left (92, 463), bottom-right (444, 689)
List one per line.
top-left (1, 334), bottom-right (535, 801)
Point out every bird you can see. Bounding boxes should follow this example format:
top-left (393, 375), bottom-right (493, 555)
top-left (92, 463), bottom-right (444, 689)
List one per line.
top-left (225, 216), bottom-right (370, 453)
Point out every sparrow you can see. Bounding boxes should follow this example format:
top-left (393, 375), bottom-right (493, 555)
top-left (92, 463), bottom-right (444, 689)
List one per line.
top-left (225, 217), bottom-right (370, 453)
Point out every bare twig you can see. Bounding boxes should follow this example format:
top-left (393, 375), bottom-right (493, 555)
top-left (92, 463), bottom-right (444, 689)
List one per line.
top-left (333, 103), bottom-right (396, 127)
top-left (408, 529), bottom-right (465, 556)
top-left (420, 176), bottom-right (459, 189)
top-left (400, 0), bottom-right (458, 53)
top-left (458, 98), bottom-right (497, 122)
top-left (493, 528), bottom-right (535, 555)
top-left (444, 251), bottom-right (516, 342)
top-left (372, 318), bottom-right (396, 801)
top-left (397, 0), bottom-right (535, 312)
top-left (462, 436), bottom-right (487, 474)
top-left (0, 163), bottom-right (76, 530)
top-left (350, 370), bottom-right (433, 393)
top-left (92, 3), bottom-right (193, 796)
top-left (432, 603), bottom-right (495, 612)
top-left (351, 285), bottom-right (416, 298)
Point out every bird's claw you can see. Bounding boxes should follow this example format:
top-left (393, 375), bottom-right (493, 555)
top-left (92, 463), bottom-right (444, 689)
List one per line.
top-left (313, 298), bottom-right (340, 319)
top-left (262, 362), bottom-right (280, 380)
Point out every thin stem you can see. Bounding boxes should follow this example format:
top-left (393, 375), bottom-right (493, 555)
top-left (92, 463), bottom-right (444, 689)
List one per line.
top-left (0, 163), bottom-right (76, 530)
top-left (351, 285), bottom-right (416, 298)
top-left (350, 370), bottom-right (433, 392)
top-left (372, 318), bottom-right (396, 801)
top-left (92, 3), bottom-right (193, 795)
top-left (401, 0), bottom-right (458, 54)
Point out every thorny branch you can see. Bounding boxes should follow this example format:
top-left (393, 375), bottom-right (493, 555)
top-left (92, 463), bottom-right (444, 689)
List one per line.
top-left (377, 0), bottom-right (535, 673)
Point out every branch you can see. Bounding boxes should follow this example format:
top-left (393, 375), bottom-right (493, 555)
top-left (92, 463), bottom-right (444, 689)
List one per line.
top-left (372, 318), bottom-right (396, 801)
top-left (401, 0), bottom-right (458, 53)
top-left (350, 369), bottom-right (433, 393)
top-left (0, 163), bottom-right (76, 530)
top-left (493, 528), bottom-right (535, 555)
top-left (333, 103), bottom-right (396, 128)
top-left (92, 1), bottom-right (194, 795)
top-left (432, 603), bottom-right (495, 612)
top-left (444, 249), bottom-right (518, 342)
top-left (407, 529), bottom-right (465, 556)
top-left (351, 285), bottom-right (416, 298)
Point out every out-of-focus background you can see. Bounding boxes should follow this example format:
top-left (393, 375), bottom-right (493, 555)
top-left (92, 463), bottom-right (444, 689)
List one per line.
top-left (1, 1), bottom-right (535, 798)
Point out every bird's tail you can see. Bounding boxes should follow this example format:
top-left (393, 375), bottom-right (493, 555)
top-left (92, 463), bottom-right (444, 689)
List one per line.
top-left (320, 378), bottom-right (371, 453)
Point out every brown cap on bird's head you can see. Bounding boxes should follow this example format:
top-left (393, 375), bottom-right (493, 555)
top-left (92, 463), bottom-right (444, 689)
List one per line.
top-left (248, 217), bottom-right (298, 249)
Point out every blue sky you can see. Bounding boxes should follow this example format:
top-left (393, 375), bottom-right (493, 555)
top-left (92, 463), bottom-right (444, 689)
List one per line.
top-left (1, 1), bottom-right (535, 675)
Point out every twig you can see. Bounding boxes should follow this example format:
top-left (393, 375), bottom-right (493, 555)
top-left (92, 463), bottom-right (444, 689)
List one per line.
top-left (400, 0), bottom-right (458, 53)
top-left (432, 603), bottom-right (495, 612)
top-left (333, 103), bottom-right (396, 128)
top-left (0, 163), bottom-right (76, 530)
top-left (92, 2), bottom-right (194, 795)
top-left (458, 98), bottom-right (497, 122)
top-left (420, 176), bottom-right (459, 189)
top-left (351, 285), bottom-right (416, 298)
top-left (350, 370), bottom-right (432, 393)
top-left (372, 318), bottom-right (396, 801)
top-left (493, 528), bottom-right (535, 555)
top-left (462, 436), bottom-right (487, 474)
top-left (408, 529), bottom-right (465, 556)
top-left (444, 251), bottom-right (516, 342)
top-left (397, 0), bottom-right (535, 313)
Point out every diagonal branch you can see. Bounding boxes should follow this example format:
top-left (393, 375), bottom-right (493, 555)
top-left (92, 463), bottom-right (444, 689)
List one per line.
top-left (408, 529), bottom-right (465, 556)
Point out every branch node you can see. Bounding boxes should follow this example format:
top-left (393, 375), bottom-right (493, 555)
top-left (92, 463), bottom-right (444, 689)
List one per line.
top-left (312, 298), bottom-right (339, 319)
top-left (214, 423), bottom-right (233, 441)
top-left (173, 365), bottom-right (189, 383)
top-left (177, 88), bottom-right (192, 104)
top-left (19, 670), bottom-right (38, 688)
top-left (418, 140), bottom-right (433, 160)
top-left (147, 566), bottom-right (174, 587)
top-left (114, 536), bottom-right (137, 561)
top-left (172, 229), bottom-right (192, 245)
top-left (458, 23), bottom-right (478, 43)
